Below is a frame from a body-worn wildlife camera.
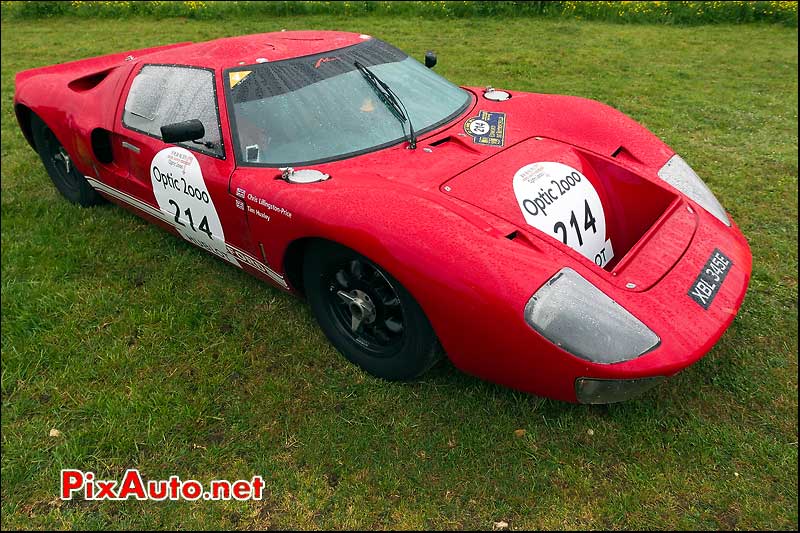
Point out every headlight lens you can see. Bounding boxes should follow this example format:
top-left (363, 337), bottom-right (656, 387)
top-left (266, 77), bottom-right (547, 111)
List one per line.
top-left (524, 268), bottom-right (660, 364)
top-left (658, 154), bottom-right (730, 226)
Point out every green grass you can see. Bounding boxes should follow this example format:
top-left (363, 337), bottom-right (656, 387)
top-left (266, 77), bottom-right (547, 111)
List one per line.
top-left (1, 15), bottom-right (797, 531)
top-left (2, 1), bottom-right (798, 26)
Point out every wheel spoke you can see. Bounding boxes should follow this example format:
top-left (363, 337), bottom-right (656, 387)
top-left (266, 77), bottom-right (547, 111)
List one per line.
top-left (381, 293), bottom-right (400, 307)
top-left (385, 317), bottom-right (403, 334)
top-left (373, 327), bottom-right (390, 344)
top-left (335, 269), bottom-right (351, 288)
top-left (349, 260), bottom-right (365, 280)
top-left (351, 313), bottom-right (363, 332)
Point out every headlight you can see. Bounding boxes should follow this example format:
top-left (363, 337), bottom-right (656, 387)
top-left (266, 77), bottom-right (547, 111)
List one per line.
top-left (524, 268), bottom-right (660, 364)
top-left (658, 154), bottom-right (730, 226)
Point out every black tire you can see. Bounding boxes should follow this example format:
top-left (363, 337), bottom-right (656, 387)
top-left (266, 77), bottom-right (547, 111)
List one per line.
top-left (303, 240), bottom-right (442, 381)
top-left (31, 114), bottom-right (103, 207)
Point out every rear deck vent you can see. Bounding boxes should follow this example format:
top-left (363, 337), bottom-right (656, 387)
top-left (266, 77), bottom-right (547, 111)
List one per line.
top-left (68, 68), bottom-right (115, 92)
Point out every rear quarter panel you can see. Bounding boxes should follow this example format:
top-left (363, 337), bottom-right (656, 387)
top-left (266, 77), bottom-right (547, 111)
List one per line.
top-left (13, 43), bottom-right (193, 175)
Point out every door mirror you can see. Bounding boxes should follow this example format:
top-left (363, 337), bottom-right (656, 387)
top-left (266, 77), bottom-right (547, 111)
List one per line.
top-left (424, 51), bottom-right (437, 69)
top-left (161, 119), bottom-right (205, 144)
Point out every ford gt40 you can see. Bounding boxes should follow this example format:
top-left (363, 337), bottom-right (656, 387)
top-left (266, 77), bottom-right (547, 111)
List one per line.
top-left (13, 31), bottom-right (752, 403)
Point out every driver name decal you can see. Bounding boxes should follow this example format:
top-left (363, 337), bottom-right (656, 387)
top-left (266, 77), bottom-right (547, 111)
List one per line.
top-left (150, 147), bottom-right (240, 267)
top-left (513, 162), bottom-right (614, 268)
top-left (463, 110), bottom-right (506, 147)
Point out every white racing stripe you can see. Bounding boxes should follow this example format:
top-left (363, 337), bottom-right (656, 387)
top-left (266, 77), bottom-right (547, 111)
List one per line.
top-left (86, 176), bottom-right (288, 288)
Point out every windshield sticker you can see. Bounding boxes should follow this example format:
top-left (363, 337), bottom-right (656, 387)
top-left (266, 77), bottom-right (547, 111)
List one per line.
top-left (229, 71), bottom-right (252, 88)
top-left (314, 57), bottom-right (340, 68)
top-left (150, 147), bottom-right (241, 267)
top-left (464, 110), bottom-right (506, 147)
top-left (513, 162), bottom-right (614, 268)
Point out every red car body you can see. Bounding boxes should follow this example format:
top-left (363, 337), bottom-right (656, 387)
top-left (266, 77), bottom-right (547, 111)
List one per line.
top-left (14, 31), bottom-right (752, 403)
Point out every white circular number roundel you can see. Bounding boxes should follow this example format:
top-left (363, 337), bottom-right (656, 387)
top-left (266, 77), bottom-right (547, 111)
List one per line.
top-left (469, 120), bottom-right (491, 136)
top-left (513, 161), bottom-right (614, 267)
top-left (150, 147), bottom-right (240, 267)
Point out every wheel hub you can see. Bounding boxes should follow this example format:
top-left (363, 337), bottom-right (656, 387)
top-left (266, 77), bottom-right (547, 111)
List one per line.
top-left (336, 289), bottom-right (377, 332)
top-left (326, 258), bottom-right (405, 353)
top-left (53, 147), bottom-right (72, 175)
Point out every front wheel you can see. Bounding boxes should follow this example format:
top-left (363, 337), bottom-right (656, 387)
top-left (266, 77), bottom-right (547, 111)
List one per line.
top-left (303, 241), bottom-right (441, 381)
top-left (31, 114), bottom-right (103, 207)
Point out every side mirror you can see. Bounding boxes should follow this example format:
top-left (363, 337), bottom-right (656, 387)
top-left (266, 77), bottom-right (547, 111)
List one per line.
top-left (425, 51), bottom-right (437, 69)
top-left (161, 119), bottom-right (205, 144)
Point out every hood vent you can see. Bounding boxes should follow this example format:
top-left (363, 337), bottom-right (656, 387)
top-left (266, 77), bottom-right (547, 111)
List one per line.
top-left (611, 145), bottom-right (643, 164)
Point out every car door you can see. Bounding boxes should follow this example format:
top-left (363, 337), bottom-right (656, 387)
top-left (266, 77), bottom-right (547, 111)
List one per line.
top-left (113, 63), bottom-right (256, 268)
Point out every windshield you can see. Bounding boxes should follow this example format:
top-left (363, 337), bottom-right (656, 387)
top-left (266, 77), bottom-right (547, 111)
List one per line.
top-left (225, 38), bottom-right (471, 166)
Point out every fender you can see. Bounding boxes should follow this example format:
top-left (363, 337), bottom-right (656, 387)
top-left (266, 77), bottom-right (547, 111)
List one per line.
top-left (243, 181), bottom-right (561, 370)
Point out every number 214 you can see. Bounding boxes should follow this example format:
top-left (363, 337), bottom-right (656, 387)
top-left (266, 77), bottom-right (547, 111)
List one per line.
top-left (553, 199), bottom-right (597, 246)
top-left (169, 199), bottom-right (213, 239)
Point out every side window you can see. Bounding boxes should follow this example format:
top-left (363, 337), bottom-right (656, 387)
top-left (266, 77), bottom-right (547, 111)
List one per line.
top-left (123, 65), bottom-right (224, 158)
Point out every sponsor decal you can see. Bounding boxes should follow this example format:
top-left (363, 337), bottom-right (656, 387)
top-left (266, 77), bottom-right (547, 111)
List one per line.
top-left (225, 244), bottom-right (277, 278)
top-left (245, 192), bottom-right (293, 219)
top-left (84, 176), bottom-right (287, 288)
top-left (247, 205), bottom-right (270, 221)
top-left (688, 248), bottom-right (732, 309)
top-left (513, 162), bottom-right (614, 268)
top-left (463, 110), bottom-right (506, 147)
top-left (151, 147), bottom-right (241, 267)
top-left (229, 70), bottom-right (252, 88)
top-left (314, 57), bottom-right (340, 68)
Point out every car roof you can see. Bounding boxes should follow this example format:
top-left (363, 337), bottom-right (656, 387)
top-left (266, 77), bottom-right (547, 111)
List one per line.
top-left (140, 30), bottom-right (370, 71)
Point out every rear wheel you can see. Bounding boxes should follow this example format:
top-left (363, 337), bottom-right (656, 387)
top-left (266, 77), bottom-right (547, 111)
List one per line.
top-left (303, 241), bottom-right (441, 380)
top-left (31, 115), bottom-right (103, 207)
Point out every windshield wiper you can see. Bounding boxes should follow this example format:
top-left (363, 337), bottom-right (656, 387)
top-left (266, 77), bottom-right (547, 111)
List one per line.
top-left (354, 61), bottom-right (417, 149)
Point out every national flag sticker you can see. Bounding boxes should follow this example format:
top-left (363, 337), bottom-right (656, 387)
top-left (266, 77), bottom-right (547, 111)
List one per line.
top-left (463, 110), bottom-right (506, 147)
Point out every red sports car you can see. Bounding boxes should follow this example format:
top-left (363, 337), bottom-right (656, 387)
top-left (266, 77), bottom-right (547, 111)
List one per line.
top-left (13, 31), bottom-right (752, 403)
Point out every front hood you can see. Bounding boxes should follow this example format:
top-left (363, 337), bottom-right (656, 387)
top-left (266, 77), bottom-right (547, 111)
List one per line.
top-left (319, 88), bottom-right (675, 193)
top-left (440, 136), bottom-right (697, 290)
top-left (460, 90), bottom-right (675, 169)
top-left (314, 88), bottom-right (694, 288)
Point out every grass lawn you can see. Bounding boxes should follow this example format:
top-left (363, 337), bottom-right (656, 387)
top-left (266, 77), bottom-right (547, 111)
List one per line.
top-left (1, 14), bottom-right (797, 531)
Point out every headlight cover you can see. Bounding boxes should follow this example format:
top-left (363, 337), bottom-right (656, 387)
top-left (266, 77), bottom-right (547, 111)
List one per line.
top-left (658, 154), bottom-right (730, 226)
top-left (524, 268), bottom-right (660, 364)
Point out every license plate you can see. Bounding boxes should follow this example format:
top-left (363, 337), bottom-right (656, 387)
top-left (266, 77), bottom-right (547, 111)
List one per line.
top-left (688, 248), bottom-right (733, 310)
